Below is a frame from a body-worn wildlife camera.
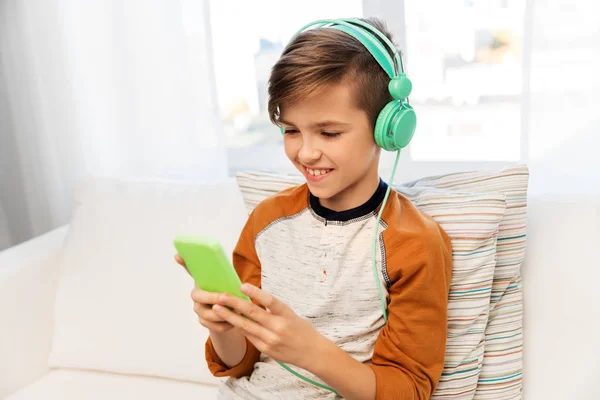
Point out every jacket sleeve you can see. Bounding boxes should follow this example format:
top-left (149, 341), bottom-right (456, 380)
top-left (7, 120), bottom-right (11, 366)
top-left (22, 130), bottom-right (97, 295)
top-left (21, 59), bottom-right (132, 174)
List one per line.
top-left (367, 223), bottom-right (453, 399)
top-left (205, 210), bottom-right (263, 377)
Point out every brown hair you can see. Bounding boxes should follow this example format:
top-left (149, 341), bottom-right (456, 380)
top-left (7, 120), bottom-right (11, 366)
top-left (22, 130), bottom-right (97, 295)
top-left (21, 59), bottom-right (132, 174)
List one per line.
top-left (267, 17), bottom-right (399, 129)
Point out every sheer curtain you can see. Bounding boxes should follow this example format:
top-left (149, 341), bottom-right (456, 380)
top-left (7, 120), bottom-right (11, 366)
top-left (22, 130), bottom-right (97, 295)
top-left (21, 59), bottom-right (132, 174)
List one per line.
top-left (0, 0), bottom-right (225, 250)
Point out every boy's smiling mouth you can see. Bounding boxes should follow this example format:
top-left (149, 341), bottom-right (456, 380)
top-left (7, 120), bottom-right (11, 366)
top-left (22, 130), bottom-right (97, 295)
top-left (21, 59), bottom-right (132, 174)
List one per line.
top-left (302, 165), bottom-right (333, 182)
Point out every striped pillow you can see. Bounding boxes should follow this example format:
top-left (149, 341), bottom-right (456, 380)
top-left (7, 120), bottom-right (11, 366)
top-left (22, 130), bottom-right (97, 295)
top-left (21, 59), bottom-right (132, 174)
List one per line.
top-left (235, 171), bottom-right (508, 399)
top-left (403, 164), bottom-right (529, 400)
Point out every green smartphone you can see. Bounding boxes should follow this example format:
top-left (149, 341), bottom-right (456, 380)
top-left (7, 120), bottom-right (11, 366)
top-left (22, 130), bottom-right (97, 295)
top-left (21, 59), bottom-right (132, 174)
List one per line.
top-left (173, 234), bottom-right (250, 301)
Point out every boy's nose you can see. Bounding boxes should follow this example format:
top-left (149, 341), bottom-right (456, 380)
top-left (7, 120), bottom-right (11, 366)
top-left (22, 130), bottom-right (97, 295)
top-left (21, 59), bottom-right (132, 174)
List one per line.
top-left (298, 145), bottom-right (322, 164)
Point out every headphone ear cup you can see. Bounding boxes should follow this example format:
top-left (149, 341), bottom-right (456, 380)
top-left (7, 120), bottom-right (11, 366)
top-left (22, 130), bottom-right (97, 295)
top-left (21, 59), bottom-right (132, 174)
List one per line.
top-left (374, 101), bottom-right (417, 151)
top-left (392, 103), bottom-right (417, 149)
top-left (374, 101), bottom-right (398, 151)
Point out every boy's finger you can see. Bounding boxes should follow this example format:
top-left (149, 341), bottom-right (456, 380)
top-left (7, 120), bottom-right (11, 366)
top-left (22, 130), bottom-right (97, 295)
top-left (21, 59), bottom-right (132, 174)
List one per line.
top-left (213, 304), bottom-right (275, 343)
top-left (174, 254), bottom-right (191, 276)
top-left (217, 293), bottom-right (271, 326)
top-left (241, 284), bottom-right (287, 315)
top-left (203, 310), bottom-right (231, 323)
top-left (174, 253), bottom-right (186, 266)
top-left (201, 318), bottom-right (234, 333)
top-left (191, 287), bottom-right (223, 305)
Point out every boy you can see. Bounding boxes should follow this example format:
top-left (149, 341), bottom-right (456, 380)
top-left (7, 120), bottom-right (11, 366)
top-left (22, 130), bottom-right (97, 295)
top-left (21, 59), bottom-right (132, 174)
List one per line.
top-left (176, 17), bottom-right (452, 399)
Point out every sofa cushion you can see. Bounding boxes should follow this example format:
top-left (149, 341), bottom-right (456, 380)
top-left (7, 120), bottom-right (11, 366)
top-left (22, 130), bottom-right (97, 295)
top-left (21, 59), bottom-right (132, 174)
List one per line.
top-left (521, 195), bottom-right (600, 399)
top-left (5, 369), bottom-right (219, 400)
top-left (235, 171), bottom-right (507, 399)
top-left (403, 164), bottom-right (529, 399)
top-left (48, 177), bottom-right (246, 384)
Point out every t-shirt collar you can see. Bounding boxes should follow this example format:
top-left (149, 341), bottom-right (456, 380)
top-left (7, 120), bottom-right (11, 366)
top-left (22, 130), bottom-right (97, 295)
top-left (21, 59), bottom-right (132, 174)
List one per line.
top-left (309, 178), bottom-right (388, 222)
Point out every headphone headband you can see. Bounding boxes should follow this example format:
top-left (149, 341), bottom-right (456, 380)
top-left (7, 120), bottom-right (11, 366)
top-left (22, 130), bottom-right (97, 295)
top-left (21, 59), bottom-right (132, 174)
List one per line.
top-left (337, 18), bottom-right (405, 74)
top-left (291, 18), bottom-right (404, 78)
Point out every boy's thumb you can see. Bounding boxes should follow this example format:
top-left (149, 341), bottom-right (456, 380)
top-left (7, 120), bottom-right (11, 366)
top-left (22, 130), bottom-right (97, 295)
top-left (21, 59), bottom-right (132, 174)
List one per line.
top-left (174, 254), bottom-right (191, 277)
top-left (174, 253), bottom-right (185, 265)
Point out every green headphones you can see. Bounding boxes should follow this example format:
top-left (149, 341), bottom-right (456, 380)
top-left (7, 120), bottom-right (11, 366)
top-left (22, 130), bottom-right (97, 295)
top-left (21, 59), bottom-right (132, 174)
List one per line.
top-left (280, 18), bottom-right (416, 152)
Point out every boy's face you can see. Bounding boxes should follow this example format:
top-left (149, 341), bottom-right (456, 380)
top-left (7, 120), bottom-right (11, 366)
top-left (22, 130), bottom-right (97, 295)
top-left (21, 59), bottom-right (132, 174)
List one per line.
top-left (279, 82), bottom-right (381, 211)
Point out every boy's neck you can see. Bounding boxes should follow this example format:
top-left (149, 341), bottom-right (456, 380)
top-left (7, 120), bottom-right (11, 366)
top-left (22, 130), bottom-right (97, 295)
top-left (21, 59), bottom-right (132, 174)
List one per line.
top-left (318, 169), bottom-right (381, 212)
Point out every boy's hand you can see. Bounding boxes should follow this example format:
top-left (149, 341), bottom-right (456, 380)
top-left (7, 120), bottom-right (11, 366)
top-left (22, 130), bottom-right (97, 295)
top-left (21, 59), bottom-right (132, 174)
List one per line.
top-left (212, 283), bottom-right (326, 370)
top-left (174, 254), bottom-right (235, 333)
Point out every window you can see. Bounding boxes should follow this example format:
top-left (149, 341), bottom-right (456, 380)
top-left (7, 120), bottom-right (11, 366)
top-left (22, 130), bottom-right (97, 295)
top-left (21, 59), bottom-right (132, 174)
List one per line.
top-left (404, 0), bottom-right (526, 162)
top-left (207, 0), bottom-right (526, 174)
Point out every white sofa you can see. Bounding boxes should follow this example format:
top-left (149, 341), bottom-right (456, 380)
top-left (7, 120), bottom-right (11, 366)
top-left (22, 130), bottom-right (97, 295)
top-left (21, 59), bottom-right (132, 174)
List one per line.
top-left (1, 177), bottom-right (599, 400)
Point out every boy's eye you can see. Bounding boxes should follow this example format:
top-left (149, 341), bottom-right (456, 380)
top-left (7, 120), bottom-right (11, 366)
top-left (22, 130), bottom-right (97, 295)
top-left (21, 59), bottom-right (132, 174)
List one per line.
top-left (283, 129), bottom-right (298, 135)
top-left (322, 132), bottom-right (341, 138)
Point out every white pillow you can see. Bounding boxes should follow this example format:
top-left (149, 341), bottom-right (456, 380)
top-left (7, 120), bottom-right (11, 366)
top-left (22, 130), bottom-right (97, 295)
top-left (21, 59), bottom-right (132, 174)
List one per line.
top-left (48, 177), bottom-right (248, 384)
